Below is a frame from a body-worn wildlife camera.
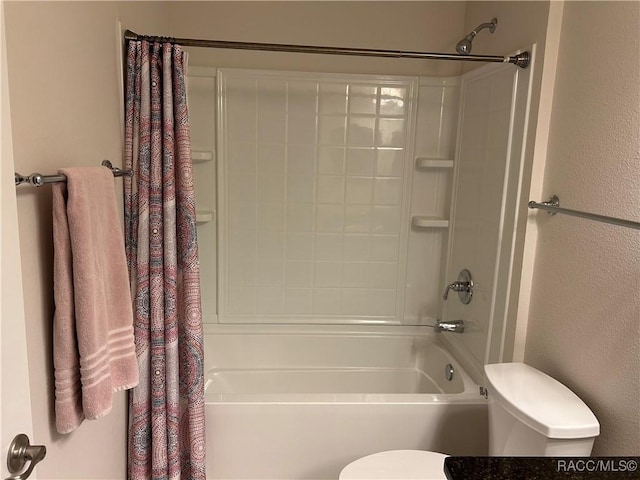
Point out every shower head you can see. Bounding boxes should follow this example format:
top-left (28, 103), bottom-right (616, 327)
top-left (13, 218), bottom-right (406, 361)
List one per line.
top-left (455, 17), bottom-right (497, 55)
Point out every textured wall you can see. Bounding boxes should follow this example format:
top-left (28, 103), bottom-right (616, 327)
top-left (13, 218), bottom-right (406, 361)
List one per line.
top-left (167, 1), bottom-right (467, 76)
top-left (524, 1), bottom-right (640, 455)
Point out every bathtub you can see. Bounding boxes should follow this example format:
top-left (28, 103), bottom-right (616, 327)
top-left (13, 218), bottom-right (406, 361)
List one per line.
top-left (204, 324), bottom-right (487, 480)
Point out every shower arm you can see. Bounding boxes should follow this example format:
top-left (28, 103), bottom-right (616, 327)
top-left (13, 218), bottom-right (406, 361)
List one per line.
top-left (468, 18), bottom-right (498, 39)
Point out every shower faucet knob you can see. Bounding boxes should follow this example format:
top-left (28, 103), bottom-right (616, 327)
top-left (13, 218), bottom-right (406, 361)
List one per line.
top-left (442, 269), bottom-right (473, 304)
top-left (442, 281), bottom-right (469, 299)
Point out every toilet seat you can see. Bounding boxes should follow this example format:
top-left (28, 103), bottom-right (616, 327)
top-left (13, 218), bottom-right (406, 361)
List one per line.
top-left (339, 450), bottom-right (448, 480)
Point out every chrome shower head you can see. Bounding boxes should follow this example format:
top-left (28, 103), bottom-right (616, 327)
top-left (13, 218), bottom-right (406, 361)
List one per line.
top-left (455, 17), bottom-right (497, 55)
top-left (455, 35), bottom-right (474, 55)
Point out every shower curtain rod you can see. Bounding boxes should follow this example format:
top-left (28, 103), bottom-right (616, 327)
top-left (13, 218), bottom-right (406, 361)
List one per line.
top-left (123, 30), bottom-right (530, 69)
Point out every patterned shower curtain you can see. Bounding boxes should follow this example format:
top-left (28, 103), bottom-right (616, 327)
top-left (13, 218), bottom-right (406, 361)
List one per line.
top-left (124, 39), bottom-right (205, 480)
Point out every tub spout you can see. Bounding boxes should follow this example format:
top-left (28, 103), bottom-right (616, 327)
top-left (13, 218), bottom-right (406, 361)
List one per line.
top-left (433, 320), bottom-right (465, 333)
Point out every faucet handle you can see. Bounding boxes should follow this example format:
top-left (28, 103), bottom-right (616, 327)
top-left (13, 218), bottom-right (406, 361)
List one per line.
top-left (442, 269), bottom-right (473, 304)
top-left (443, 281), bottom-right (464, 300)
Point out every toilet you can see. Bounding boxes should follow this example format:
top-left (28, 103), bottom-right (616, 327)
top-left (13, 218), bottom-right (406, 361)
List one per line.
top-left (339, 362), bottom-right (600, 480)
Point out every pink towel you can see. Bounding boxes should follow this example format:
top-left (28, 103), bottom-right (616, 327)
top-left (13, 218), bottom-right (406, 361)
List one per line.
top-left (52, 166), bottom-right (139, 434)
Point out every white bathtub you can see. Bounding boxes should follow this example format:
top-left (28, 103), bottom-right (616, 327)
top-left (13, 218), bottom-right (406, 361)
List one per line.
top-left (204, 325), bottom-right (487, 480)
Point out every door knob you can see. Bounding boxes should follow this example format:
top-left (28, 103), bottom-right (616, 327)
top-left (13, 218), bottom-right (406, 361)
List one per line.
top-left (442, 269), bottom-right (473, 304)
top-left (5, 434), bottom-right (46, 480)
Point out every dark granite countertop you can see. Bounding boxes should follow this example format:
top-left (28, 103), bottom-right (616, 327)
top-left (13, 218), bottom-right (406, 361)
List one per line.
top-left (444, 457), bottom-right (640, 480)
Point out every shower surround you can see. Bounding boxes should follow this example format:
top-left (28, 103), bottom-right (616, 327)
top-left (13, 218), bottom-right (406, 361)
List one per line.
top-left (186, 61), bottom-right (531, 479)
top-left (190, 68), bottom-right (460, 326)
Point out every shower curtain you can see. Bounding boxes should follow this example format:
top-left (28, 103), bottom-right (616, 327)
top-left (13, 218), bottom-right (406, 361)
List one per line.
top-left (124, 39), bottom-right (205, 480)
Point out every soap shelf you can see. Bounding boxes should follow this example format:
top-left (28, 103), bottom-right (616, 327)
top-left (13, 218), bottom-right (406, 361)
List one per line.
top-left (192, 151), bottom-right (214, 163)
top-left (411, 215), bottom-right (449, 228)
top-left (415, 157), bottom-right (454, 169)
top-left (196, 210), bottom-right (215, 224)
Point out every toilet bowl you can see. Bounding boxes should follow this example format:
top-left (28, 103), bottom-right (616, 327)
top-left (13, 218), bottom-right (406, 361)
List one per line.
top-left (339, 363), bottom-right (599, 480)
top-left (340, 450), bottom-right (448, 480)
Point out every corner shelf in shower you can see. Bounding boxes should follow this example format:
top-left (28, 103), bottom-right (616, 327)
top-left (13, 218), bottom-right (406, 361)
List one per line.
top-left (415, 157), bottom-right (454, 169)
top-left (196, 210), bottom-right (215, 224)
top-left (192, 150), bottom-right (214, 163)
top-left (411, 215), bottom-right (449, 229)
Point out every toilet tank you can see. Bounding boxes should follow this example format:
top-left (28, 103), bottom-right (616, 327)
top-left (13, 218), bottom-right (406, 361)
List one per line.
top-left (484, 363), bottom-right (600, 456)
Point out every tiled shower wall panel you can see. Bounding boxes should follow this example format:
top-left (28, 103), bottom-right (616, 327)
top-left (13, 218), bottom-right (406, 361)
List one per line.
top-left (404, 78), bottom-right (460, 324)
top-left (218, 69), bottom-right (417, 323)
top-left (446, 64), bottom-right (526, 368)
top-left (187, 69), bottom-right (218, 323)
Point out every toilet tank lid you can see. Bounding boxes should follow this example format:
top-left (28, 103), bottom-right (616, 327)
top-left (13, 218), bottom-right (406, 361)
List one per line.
top-left (484, 363), bottom-right (600, 439)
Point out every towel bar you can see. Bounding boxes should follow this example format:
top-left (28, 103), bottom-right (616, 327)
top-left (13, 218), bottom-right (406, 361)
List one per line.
top-left (15, 160), bottom-right (133, 187)
top-left (528, 195), bottom-right (640, 231)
